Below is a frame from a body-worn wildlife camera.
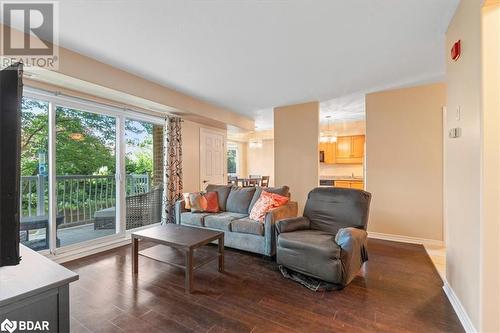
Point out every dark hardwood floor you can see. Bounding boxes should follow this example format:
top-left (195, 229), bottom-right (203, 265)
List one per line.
top-left (63, 239), bottom-right (464, 333)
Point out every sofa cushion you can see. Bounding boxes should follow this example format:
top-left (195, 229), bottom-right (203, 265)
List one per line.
top-left (231, 218), bottom-right (264, 236)
top-left (278, 230), bottom-right (341, 259)
top-left (226, 187), bottom-right (256, 214)
top-left (205, 184), bottom-right (233, 211)
top-left (180, 212), bottom-right (209, 227)
top-left (248, 186), bottom-right (290, 213)
top-left (204, 212), bottom-right (248, 231)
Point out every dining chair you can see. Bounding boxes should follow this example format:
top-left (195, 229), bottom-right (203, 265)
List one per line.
top-left (247, 175), bottom-right (261, 187)
top-left (260, 176), bottom-right (270, 187)
top-left (228, 175), bottom-right (238, 185)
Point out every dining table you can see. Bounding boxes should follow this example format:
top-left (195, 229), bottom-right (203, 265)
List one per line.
top-left (236, 177), bottom-right (262, 187)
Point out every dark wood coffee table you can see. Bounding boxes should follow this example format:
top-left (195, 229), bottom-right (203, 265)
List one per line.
top-left (131, 224), bottom-right (224, 293)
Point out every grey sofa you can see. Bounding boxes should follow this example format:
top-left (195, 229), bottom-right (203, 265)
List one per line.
top-left (175, 184), bottom-right (298, 256)
top-left (276, 187), bottom-right (371, 287)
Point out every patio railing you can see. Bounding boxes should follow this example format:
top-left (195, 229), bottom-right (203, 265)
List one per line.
top-left (20, 174), bottom-right (150, 226)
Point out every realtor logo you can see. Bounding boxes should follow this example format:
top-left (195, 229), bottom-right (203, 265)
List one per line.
top-left (0, 1), bottom-right (59, 69)
top-left (0, 318), bottom-right (49, 332)
top-left (0, 319), bottom-right (16, 333)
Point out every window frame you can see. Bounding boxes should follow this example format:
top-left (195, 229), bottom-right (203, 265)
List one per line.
top-left (226, 142), bottom-right (239, 176)
top-left (23, 87), bottom-right (165, 256)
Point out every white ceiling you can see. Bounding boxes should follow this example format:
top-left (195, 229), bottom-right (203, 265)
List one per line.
top-left (15, 0), bottom-right (459, 129)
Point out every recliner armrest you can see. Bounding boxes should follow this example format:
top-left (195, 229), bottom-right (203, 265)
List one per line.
top-left (276, 216), bottom-right (311, 234)
top-left (334, 227), bottom-right (369, 285)
top-left (262, 201), bottom-right (298, 257)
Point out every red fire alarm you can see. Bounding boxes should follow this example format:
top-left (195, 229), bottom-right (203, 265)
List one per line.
top-left (451, 40), bottom-right (461, 61)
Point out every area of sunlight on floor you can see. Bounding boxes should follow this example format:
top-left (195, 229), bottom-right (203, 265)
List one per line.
top-left (424, 244), bottom-right (446, 280)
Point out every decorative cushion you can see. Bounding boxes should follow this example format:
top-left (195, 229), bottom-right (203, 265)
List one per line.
top-left (204, 212), bottom-right (248, 231)
top-left (249, 191), bottom-right (289, 222)
top-left (204, 191), bottom-right (220, 213)
top-left (187, 191), bottom-right (220, 213)
top-left (248, 186), bottom-right (290, 213)
top-left (231, 218), bottom-right (265, 236)
top-left (189, 192), bottom-right (207, 213)
top-left (205, 184), bottom-right (233, 211)
top-left (226, 187), bottom-right (256, 214)
top-left (183, 193), bottom-right (191, 210)
top-left (249, 192), bottom-right (275, 222)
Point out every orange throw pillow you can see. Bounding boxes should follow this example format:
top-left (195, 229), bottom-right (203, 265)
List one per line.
top-left (188, 191), bottom-right (219, 213)
top-left (189, 192), bottom-right (207, 213)
top-left (269, 192), bottom-right (289, 207)
top-left (204, 191), bottom-right (220, 213)
top-left (249, 191), bottom-right (289, 222)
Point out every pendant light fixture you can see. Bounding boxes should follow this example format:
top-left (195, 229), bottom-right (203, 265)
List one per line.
top-left (320, 116), bottom-right (337, 143)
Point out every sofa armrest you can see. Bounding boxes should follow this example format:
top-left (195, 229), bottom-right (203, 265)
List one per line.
top-left (263, 201), bottom-right (298, 256)
top-left (335, 227), bottom-right (368, 285)
top-left (275, 216), bottom-right (310, 235)
top-left (174, 199), bottom-right (188, 224)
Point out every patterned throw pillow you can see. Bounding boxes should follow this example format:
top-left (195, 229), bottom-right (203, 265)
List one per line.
top-left (183, 193), bottom-right (191, 210)
top-left (249, 191), bottom-right (289, 222)
top-left (188, 191), bottom-right (220, 213)
top-left (189, 192), bottom-right (207, 213)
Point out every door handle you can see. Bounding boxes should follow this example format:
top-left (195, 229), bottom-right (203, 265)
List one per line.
top-left (203, 180), bottom-right (208, 183)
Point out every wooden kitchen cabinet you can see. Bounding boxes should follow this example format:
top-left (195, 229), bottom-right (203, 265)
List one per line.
top-left (334, 180), bottom-right (351, 188)
top-left (335, 135), bottom-right (365, 164)
top-left (335, 180), bottom-right (364, 190)
top-left (350, 181), bottom-right (365, 190)
top-left (319, 142), bottom-right (336, 164)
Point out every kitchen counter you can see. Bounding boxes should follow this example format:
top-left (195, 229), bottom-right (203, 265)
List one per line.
top-left (320, 176), bottom-right (364, 181)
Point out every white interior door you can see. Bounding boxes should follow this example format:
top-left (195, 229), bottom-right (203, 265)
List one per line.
top-left (200, 128), bottom-right (225, 190)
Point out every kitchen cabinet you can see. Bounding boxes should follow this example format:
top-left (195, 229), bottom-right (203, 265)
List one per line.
top-left (319, 142), bottom-right (336, 164)
top-left (334, 180), bottom-right (364, 190)
top-left (335, 135), bottom-right (365, 164)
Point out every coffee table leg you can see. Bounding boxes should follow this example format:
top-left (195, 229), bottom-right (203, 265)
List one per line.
top-left (218, 236), bottom-right (224, 272)
top-left (132, 236), bottom-right (139, 275)
top-left (185, 249), bottom-right (193, 293)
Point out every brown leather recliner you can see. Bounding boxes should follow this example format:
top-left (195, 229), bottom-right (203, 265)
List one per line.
top-left (276, 187), bottom-right (372, 287)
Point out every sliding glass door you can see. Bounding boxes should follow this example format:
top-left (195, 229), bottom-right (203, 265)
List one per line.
top-left (55, 106), bottom-right (117, 247)
top-left (19, 97), bottom-right (50, 251)
top-left (20, 89), bottom-right (164, 253)
top-left (125, 119), bottom-right (164, 230)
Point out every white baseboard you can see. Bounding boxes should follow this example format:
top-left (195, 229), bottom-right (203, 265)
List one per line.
top-left (368, 231), bottom-right (444, 247)
top-left (442, 280), bottom-right (477, 333)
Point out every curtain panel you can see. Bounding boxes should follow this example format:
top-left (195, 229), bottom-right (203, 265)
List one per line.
top-left (162, 116), bottom-right (183, 224)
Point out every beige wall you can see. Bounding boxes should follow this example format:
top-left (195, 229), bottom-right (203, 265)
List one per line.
top-left (366, 83), bottom-right (445, 241)
top-left (480, 3), bottom-right (500, 332)
top-left (182, 120), bottom-right (227, 193)
top-left (247, 139), bottom-right (275, 186)
top-left (445, 1), bottom-right (483, 330)
top-left (274, 102), bottom-right (319, 213)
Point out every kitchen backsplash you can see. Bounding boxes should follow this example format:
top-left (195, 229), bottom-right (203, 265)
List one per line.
top-left (319, 163), bottom-right (364, 177)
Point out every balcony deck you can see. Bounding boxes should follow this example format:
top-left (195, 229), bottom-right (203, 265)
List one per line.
top-left (21, 223), bottom-right (116, 251)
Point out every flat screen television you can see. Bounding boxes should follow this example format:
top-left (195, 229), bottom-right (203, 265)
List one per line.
top-left (0, 63), bottom-right (23, 266)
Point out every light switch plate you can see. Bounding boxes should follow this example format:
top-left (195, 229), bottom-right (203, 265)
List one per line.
top-left (449, 127), bottom-right (462, 138)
